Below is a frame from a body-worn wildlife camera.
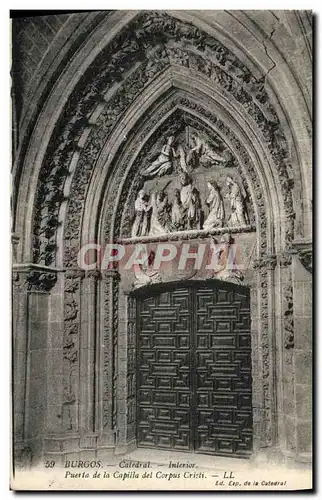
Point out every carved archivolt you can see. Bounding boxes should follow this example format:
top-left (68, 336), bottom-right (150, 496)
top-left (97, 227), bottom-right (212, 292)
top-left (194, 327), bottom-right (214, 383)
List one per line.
top-left (31, 11), bottom-right (294, 269)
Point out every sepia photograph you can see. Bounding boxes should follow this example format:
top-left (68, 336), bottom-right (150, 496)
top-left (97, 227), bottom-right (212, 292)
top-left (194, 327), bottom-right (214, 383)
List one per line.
top-left (10, 8), bottom-right (313, 491)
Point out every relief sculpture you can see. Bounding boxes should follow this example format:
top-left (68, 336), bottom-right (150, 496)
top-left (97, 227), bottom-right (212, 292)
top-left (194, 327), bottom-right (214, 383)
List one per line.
top-left (179, 173), bottom-right (202, 230)
top-left (226, 176), bottom-right (249, 227)
top-left (131, 189), bottom-right (151, 237)
top-left (187, 133), bottom-right (230, 169)
top-left (142, 136), bottom-right (176, 177)
top-left (129, 126), bottom-right (252, 238)
top-left (149, 189), bottom-right (172, 235)
top-left (203, 180), bottom-right (225, 230)
top-left (170, 189), bottom-right (185, 231)
top-left (133, 251), bottom-right (162, 288)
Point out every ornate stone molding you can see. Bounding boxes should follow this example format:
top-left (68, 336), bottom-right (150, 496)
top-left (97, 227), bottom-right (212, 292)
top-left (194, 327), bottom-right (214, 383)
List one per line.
top-left (252, 253), bottom-right (277, 270)
top-left (118, 224), bottom-right (255, 245)
top-left (100, 267), bottom-right (121, 431)
top-left (31, 11), bottom-right (293, 269)
top-left (12, 266), bottom-right (57, 292)
top-left (283, 282), bottom-right (294, 349)
top-left (279, 251), bottom-right (293, 268)
top-left (62, 267), bottom-right (85, 430)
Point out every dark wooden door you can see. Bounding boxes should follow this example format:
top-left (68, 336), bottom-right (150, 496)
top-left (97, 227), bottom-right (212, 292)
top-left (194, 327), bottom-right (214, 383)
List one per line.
top-left (135, 280), bottom-right (252, 457)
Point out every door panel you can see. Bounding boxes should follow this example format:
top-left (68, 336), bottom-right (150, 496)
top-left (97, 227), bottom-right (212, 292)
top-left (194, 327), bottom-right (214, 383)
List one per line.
top-left (194, 286), bottom-right (252, 456)
top-left (136, 281), bottom-right (252, 457)
top-left (137, 288), bottom-right (193, 451)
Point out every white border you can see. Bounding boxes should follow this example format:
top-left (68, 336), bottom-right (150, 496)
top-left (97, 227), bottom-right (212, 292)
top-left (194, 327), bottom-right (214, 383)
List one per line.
top-left (1, 3), bottom-right (318, 497)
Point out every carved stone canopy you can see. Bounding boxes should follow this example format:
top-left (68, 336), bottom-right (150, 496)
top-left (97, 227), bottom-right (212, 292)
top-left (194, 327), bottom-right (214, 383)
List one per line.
top-left (293, 241), bottom-right (312, 274)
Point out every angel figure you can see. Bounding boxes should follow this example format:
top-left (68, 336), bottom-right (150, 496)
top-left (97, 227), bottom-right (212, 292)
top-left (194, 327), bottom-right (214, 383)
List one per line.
top-left (142, 136), bottom-right (176, 177)
top-left (187, 133), bottom-right (229, 168)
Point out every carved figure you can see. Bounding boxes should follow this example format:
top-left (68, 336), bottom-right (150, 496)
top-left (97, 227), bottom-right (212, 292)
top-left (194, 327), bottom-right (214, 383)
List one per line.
top-left (133, 251), bottom-right (162, 288)
top-left (189, 187), bottom-right (202, 230)
top-left (131, 190), bottom-right (151, 237)
top-left (187, 133), bottom-right (228, 168)
top-left (203, 180), bottom-right (225, 230)
top-left (179, 173), bottom-right (193, 230)
top-left (216, 268), bottom-right (244, 285)
top-left (149, 189), bottom-right (171, 235)
top-left (207, 236), bottom-right (244, 284)
top-left (226, 176), bottom-right (249, 226)
top-left (142, 136), bottom-right (175, 177)
top-left (171, 188), bottom-right (184, 231)
top-left (179, 173), bottom-right (201, 230)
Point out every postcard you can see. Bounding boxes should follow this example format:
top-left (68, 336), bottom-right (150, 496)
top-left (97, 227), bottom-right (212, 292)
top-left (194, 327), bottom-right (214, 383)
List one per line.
top-left (11, 9), bottom-right (312, 491)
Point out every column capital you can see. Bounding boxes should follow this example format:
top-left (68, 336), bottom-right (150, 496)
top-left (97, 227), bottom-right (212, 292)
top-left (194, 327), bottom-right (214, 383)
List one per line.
top-left (12, 264), bottom-right (58, 291)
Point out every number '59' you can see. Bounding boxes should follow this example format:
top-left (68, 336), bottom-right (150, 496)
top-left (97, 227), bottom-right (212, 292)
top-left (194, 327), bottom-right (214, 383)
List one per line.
top-left (45, 461), bottom-right (55, 468)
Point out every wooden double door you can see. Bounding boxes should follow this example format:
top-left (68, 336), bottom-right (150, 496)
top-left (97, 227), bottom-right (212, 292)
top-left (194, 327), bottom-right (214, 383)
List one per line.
top-left (135, 280), bottom-right (253, 457)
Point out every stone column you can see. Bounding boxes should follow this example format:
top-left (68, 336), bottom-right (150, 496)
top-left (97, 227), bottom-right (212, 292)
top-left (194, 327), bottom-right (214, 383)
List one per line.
top-left (278, 250), bottom-right (296, 459)
top-left (11, 233), bottom-right (20, 263)
top-left (96, 268), bottom-right (120, 459)
top-left (78, 269), bottom-right (101, 459)
top-left (292, 242), bottom-right (312, 462)
top-left (12, 265), bottom-right (57, 467)
top-left (114, 285), bottom-right (136, 455)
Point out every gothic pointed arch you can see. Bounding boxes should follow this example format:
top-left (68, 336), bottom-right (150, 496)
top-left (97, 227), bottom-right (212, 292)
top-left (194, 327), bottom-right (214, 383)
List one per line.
top-left (12, 11), bottom-right (312, 467)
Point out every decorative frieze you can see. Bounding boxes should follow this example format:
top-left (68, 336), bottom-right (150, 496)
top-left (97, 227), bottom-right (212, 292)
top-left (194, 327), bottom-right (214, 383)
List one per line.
top-left (62, 268), bottom-right (85, 431)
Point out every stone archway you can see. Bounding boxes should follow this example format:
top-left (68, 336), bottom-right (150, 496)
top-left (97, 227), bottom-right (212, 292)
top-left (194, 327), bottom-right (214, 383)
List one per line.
top-left (12, 11), bottom-right (312, 468)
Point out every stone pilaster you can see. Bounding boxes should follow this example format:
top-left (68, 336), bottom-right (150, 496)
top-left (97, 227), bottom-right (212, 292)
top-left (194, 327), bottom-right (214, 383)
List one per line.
top-left (292, 241), bottom-right (312, 461)
top-left (278, 250), bottom-right (296, 458)
top-left (12, 264), bottom-right (57, 467)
